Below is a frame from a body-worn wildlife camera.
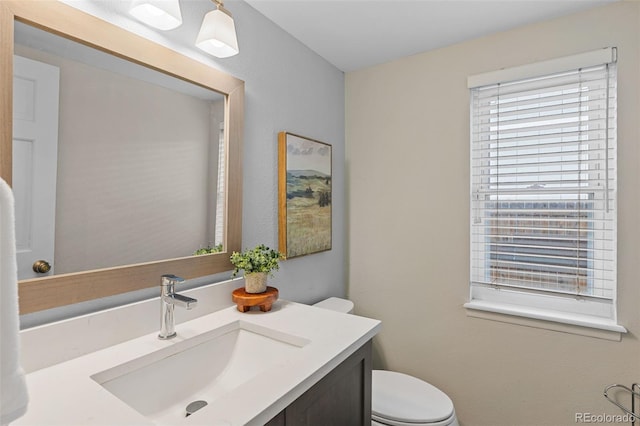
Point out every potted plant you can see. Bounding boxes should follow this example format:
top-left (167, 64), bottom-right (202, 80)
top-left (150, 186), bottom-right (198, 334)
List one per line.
top-left (230, 244), bottom-right (283, 293)
top-left (193, 244), bottom-right (223, 256)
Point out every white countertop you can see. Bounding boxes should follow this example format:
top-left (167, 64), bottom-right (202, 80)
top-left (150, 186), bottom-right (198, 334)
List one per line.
top-left (15, 300), bottom-right (381, 426)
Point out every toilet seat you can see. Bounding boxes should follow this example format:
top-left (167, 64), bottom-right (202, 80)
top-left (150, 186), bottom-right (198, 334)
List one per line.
top-left (372, 413), bottom-right (457, 426)
top-left (372, 370), bottom-right (455, 426)
top-left (372, 415), bottom-right (456, 426)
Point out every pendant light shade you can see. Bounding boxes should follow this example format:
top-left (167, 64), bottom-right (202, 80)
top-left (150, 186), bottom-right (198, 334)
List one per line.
top-left (196, 2), bottom-right (239, 58)
top-left (129, 0), bottom-right (182, 30)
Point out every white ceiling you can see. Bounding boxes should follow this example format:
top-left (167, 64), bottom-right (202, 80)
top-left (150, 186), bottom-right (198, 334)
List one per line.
top-left (243, 0), bottom-right (619, 72)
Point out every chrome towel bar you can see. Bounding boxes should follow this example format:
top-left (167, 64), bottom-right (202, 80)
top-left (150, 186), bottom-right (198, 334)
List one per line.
top-left (603, 383), bottom-right (639, 424)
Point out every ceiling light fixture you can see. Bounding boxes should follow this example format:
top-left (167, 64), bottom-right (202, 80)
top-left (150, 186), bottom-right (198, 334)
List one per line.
top-left (196, 0), bottom-right (239, 58)
top-left (129, 0), bottom-right (183, 31)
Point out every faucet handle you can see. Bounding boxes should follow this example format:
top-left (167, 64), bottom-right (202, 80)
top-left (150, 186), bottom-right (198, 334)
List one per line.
top-left (161, 274), bottom-right (185, 286)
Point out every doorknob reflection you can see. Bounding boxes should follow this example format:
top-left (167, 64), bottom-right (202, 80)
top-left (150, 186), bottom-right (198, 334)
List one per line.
top-left (32, 260), bottom-right (52, 274)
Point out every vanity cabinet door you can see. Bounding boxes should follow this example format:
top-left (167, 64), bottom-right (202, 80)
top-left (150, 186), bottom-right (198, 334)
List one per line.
top-left (265, 340), bottom-right (372, 426)
top-left (265, 411), bottom-right (285, 426)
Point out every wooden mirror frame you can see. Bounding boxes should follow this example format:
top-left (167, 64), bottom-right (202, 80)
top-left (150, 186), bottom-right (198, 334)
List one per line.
top-left (0, 1), bottom-right (243, 315)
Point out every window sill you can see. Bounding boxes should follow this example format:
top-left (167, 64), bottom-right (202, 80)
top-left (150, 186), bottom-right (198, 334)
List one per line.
top-left (464, 300), bottom-right (627, 341)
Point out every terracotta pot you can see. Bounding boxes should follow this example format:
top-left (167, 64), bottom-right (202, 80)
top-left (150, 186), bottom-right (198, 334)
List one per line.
top-left (244, 272), bottom-right (267, 293)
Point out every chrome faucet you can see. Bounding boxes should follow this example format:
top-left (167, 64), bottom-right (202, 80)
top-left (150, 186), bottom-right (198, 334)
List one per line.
top-left (158, 274), bottom-right (197, 340)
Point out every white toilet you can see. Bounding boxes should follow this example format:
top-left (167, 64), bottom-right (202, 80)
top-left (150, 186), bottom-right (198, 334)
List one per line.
top-left (313, 297), bottom-right (460, 426)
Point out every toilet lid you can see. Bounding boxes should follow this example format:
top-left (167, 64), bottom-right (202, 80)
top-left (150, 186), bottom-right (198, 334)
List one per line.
top-left (372, 370), bottom-right (454, 424)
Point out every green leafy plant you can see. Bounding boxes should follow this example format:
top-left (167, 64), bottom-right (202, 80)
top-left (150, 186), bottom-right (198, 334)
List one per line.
top-left (230, 244), bottom-right (283, 277)
top-left (193, 244), bottom-right (223, 256)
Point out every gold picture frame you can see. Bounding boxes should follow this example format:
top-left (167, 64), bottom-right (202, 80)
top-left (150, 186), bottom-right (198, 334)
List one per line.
top-left (278, 132), bottom-right (332, 258)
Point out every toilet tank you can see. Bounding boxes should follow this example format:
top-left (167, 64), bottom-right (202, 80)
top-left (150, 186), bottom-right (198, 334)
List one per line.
top-left (313, 297), bottom-right (354, 314)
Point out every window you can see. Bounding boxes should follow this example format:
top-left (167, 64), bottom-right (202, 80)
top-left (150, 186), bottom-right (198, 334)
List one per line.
top-left (215, 122), bottom-right (226, 247)
top-left (466, 48), bottom-right (624, 333)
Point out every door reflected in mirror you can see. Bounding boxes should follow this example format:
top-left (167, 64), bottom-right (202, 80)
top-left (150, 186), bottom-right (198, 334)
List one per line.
top-left (14, 22), bottom-right (226, 280)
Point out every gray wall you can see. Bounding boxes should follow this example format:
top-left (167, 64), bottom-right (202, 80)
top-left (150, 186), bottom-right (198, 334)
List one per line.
top-left (21, 0), bottom-right (345, 326)
top-left (220, 2), bottom-right (346, 304)
top-left (346, 2), bottom-right (640, 425)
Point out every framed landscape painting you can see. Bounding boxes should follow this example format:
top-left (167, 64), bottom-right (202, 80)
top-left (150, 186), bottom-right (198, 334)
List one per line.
top-left (278, 132), bottom-right (332, 258)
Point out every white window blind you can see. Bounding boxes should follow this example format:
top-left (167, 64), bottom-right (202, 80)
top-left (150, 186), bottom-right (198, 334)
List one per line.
top-left (469, 51), bottom-right (618, 323)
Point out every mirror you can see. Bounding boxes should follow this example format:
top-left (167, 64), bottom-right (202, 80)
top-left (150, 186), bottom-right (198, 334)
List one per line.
top-left (0, 1), bottom-right (244, 314)
top-left (14, 22), bottom-right (227, 279)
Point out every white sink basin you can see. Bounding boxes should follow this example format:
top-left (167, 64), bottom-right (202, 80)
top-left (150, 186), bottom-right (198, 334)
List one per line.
top-left (91, 320), bottom-right (309, 424)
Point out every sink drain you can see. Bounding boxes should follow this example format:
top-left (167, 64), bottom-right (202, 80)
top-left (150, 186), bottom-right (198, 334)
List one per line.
top-left (185, 400), bottom-right (208, 417)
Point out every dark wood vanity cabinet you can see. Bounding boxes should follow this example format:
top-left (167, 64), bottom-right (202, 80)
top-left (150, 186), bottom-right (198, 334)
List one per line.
top-left (265, 340), bottom-right (372, 426)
